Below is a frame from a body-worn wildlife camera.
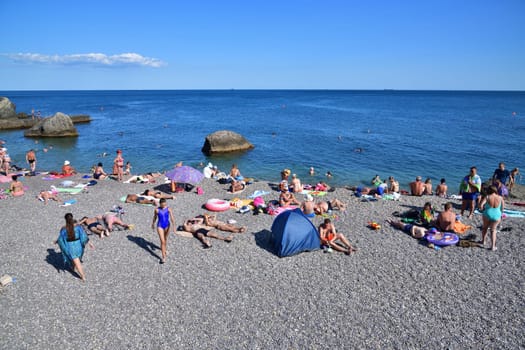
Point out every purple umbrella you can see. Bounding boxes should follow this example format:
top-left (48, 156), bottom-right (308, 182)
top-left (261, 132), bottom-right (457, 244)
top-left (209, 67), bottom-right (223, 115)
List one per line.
top-left (165, 166), bottom-right (204, 185)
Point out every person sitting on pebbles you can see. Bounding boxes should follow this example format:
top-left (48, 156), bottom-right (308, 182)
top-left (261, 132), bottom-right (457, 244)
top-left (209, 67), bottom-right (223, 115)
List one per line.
top-left (314, 198), bottom-right (346, 215)
top-left (318, 218), bottom-right (357, 255)
top-left (9, 175), bottom-right (25, 197)
top-left (279, 186), bottom-right (300, 207)
top-left (300, 194), bottom-right (316, 218)
top-left (182, 216), bottom-right (234, 248)
top-left (203, 213), bottom-right (247, 233)
top-left (62, 160), bottom-right (76, 176)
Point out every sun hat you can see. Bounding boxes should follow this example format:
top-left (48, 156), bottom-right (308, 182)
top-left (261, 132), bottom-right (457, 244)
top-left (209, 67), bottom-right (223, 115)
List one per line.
top-left (207, 162), bottom-right (213, 168)
top-left (305, 194), bottom-right (314, 202)
top-left (64, 160), bottom-right (70, 165)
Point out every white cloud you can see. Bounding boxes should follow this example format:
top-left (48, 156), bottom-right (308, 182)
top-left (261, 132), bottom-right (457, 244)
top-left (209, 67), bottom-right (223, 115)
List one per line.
top-left (2, 52), bottom-right (165, 68)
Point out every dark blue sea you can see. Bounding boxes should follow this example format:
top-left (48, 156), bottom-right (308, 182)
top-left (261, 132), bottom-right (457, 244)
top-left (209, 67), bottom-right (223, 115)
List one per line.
top-left (1, 90), bottom-right (524, 188)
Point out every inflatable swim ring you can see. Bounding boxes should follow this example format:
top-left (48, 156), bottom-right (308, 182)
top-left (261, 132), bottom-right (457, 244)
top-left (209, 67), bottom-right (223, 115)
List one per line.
top-left (205, 198), bottom-right (230, 212)
top-left (425, 232), bottom-right (459, 246)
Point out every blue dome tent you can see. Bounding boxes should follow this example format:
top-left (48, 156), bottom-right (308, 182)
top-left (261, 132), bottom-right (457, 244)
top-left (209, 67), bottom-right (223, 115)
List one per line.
top-left (270, 209), bottom-right (320, 257)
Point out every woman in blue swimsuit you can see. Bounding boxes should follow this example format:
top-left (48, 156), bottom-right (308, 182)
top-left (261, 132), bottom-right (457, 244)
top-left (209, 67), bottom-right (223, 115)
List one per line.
top-left (479, 186), bottom-right (504, 251)
top-left (151, 198), bottom-right (175, 264)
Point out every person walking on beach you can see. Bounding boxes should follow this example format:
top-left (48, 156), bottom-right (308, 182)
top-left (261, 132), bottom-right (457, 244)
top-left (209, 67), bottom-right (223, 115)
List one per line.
top-left (113, 149), bottom-right (124, 181)
top-left (26, 149), bottom-right (37, 173)
top-left (459, 166), bottom-right (482, 218)
top-left (56, 213), bottom-right (93, 281)
top-left (151, 198), bottom-right (175, 264)
top-left (479, 185), bottom-right (504, 251)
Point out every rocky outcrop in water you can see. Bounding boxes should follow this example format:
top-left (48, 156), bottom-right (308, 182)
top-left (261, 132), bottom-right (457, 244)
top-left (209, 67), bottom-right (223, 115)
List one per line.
top-left (202, 130), bottom-right (254, 155)
top-left (24, 112), bottom-right (79, 137)
top-left (0, 97), bottom-right (17, 119)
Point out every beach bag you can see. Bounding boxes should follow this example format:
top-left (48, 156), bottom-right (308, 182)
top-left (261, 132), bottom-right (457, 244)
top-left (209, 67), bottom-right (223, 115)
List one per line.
top-left (253, 196), bottom-right (264, 208)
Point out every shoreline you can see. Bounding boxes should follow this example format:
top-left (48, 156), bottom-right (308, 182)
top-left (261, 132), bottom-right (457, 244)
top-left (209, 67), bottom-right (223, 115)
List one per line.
top-left (1, 170), bottom-right (524, 348)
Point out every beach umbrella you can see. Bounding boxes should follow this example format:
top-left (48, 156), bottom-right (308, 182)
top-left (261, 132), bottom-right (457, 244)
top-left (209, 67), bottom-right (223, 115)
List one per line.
top-left (165, 166), bottom-right (204, 184)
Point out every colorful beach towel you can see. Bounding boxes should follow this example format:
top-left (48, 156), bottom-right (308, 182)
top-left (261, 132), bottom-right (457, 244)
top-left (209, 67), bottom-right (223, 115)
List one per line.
top-left (248, 190), bottom-right (270, 199)
top-left (301, 190), bottom-right (327, 197)
top-left (54, 187), bottom-right (84, 194)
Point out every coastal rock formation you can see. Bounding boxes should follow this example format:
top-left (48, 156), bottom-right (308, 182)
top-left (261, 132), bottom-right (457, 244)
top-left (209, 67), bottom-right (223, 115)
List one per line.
top-left (24, 112), bottom-right (79, 137)
top-left (202, 130), bottom-right (254, 155)
top-left (0, 97), bottom-right (17, 119)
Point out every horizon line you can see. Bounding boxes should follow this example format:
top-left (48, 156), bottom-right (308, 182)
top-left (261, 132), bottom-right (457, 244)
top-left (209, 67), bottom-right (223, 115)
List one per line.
top-left (1, 88), bottom-right (524, 93)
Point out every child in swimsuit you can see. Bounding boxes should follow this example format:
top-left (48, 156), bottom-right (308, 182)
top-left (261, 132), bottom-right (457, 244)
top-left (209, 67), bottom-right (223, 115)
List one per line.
top-left (151, 198), bottom-right (175, 264)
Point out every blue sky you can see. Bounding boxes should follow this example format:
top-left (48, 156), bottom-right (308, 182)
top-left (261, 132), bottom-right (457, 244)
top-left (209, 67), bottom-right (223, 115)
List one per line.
top-left (1, 0), bottom-right (524, 90)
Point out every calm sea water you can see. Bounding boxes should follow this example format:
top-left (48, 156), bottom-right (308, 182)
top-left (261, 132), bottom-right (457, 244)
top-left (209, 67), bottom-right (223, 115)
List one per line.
top-left (1, 90), bottom-right (524, 188)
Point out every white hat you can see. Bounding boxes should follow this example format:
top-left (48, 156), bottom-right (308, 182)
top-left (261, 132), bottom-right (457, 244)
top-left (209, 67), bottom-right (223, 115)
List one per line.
top-left (305, 194), bottom-right (314, 202)
top-left (1, 148), bottom-right (6, 152)
top-left (207, 162), bottom-right (213, 168)
top-left (64, 160), bottom-right (70, 165)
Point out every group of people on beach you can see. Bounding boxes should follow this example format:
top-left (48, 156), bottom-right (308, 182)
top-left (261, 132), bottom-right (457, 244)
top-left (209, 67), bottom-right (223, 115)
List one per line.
top-left (0, 138), bottom-right (520, 280)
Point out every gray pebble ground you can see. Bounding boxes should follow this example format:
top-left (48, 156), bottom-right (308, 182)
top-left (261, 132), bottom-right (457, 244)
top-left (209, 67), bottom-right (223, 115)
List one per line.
top-left (1, 174), bottom-right (524, 349)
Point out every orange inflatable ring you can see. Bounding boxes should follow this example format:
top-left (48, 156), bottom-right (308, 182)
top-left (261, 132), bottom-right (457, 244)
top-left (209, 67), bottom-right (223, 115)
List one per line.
top-left (205, 198), bottom-right (230, 212)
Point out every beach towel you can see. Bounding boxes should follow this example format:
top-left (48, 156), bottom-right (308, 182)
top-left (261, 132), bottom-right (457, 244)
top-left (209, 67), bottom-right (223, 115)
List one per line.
top-left (269, 205), bottom-right (298, 216)
top-left (230, 198), bottom-right (253, 209)
top-left (475, 208), bottom-right (525, 218)
top-left (301, 190), bottom-right (327, 197)
top-left (453, 221), bottom-right (472, 234)
top-left (248, 190), bottom-right (270, 199)
top-left (0, 175), bottom-right (12, 183)
top-left (54, 187), bottom-right (84, 194)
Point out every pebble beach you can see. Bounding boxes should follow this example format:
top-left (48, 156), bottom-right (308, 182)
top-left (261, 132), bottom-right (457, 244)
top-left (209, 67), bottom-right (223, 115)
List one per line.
top-left (1, 173), bottom-right (524, 349)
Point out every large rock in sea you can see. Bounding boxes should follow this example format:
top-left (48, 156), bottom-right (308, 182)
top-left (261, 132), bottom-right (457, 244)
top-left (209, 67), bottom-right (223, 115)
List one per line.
top-left (0, 97), bottom-right (17, 119)
top-left (24, 112), bottom-right (79, 137)
top-left (202, 130), bottom-right (254, 155)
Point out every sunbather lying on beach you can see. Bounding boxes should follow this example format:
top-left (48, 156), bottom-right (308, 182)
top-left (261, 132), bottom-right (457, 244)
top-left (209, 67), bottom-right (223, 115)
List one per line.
top-left (182, 217), bottom-right (234, 248)
top-left (314, 199), bottom-right (346, 215)
top-left (103, 212), bottom-right (133, 232)
top-left (37, 190), bottom-right (61, 204)
top-left (386, 219), bottom-right (427, 239)
top-left (229, 179), bottom-right (246, 193)
top-left (125, 194), bottom-right (159, 206)
top-left (318, 218), bottom-right (357, 255)
top-left (142, 189), bottom-right (175, 200)
top-left (124, 172), bottom-right (163, 184)
top-left (203, 213), bottom-right (247, 233)
top-left (79, 216), bottom-right (109, 238)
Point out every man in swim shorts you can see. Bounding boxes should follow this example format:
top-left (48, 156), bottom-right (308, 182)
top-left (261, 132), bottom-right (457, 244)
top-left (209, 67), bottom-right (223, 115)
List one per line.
top-left (203, 214), bottom-right (246, 233)
top-left (182, 217), bottom-right (233, 248)
top-left (79, 216), bottom-right (109, 238)
top-left (386, 219), bottom-right (427, 238)
top-left (125, 194), bottom-right (158, 206)
top-left (318, 218), bottom-right (357, 255)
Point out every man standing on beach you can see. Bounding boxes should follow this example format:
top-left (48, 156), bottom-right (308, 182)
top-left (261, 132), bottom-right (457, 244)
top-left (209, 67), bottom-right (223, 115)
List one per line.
top-left (26, 149), bottom-right (37, 173)
top-left (492, 162), bottom-right (510, 186)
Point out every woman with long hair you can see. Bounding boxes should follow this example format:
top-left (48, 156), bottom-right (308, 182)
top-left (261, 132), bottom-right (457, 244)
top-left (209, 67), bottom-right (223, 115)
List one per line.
top-left (56, 213), bottom-right (92, 281)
